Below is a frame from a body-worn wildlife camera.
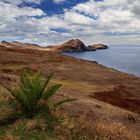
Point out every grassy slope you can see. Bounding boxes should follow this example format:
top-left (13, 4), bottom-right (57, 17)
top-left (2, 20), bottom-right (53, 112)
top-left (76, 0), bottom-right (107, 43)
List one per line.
top-left (0, 47), bottom-right (140, 139)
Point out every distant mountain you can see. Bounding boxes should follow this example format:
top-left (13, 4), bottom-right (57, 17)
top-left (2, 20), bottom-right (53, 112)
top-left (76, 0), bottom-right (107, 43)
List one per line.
top-left (0, 39), bottom-right (108, 52)
top-left (1, 41), bottom-right (41, 49)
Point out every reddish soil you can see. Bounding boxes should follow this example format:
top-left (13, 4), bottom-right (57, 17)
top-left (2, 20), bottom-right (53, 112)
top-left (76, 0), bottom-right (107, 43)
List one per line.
top-left (90, 85), bottom-right (140, 114)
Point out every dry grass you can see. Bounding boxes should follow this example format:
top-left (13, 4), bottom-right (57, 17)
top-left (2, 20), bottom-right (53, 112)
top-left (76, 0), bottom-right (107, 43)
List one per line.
top-left (0, 64), bottom-right (24, 70)
top-left (51, 79), bottom-right (96, 93)
top-left (93, 120), bottom-right (140, 140)
top-left (0, 82), bottom-right (140, 140)
top-left (55, 108), bottom-right (140, 140)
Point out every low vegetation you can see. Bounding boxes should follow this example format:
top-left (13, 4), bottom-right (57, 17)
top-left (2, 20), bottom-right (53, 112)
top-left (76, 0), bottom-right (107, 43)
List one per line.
top-left (0, 70), bottom-right (76, 123)
top-left (0, 71), bottom-right (139, 140)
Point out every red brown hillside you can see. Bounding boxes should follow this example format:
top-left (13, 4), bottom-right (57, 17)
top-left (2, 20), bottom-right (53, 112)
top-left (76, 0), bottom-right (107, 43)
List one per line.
top-left (90, 85), bottom-right (140, 114)
top-left (47, 39), bottom-right (89, 52)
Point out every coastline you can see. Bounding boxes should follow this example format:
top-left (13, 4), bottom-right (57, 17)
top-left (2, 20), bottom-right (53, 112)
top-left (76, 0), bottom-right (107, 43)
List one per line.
top-left (63, 45), bottom-right (140, 78)
top-left (63, 52), bottom-right (140, 78)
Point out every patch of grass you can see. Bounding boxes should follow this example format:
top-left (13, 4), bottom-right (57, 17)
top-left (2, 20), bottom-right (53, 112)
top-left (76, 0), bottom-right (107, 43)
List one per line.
top-left (0, 70), bottom-right (76, 119)
top-left (53, 112), bottom-right (94, 140)
top-left (11, 121), bottom-right (47, 140)
top-left (0, 64), bottom-right (24, 70)
top-left (25, 131), bottom-right (47, 140)
top-left (0, 110), bottom-right (93, 140)
top-left (52, 79), bottom-right (96, 93)
top-left (8, 116), bottom-right (62, 140)
top-left (12, 121), bottom-right (26, 137)
top-left (0, 106), bottom-right (136, 140)
top-left (0, 127), bottom-right (6, 137)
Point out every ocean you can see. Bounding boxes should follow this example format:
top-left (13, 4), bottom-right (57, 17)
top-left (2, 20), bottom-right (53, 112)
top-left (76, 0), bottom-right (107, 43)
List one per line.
top-left (64, 45), bottom-right (140, 77)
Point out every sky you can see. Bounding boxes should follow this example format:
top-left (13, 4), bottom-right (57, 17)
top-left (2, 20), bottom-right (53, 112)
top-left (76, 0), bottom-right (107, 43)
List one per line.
top-left (0, 0), bottom-right (140, 46)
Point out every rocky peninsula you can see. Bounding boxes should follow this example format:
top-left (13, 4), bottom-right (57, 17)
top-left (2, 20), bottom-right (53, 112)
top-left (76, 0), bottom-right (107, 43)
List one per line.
top-left (0, 39), bottom-right (108, 52)
top-left (47, 39), bottom-right (108, 52)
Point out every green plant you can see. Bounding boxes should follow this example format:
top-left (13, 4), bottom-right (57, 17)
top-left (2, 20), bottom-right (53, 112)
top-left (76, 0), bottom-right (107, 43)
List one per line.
top-left (0, 70), bottom-right (76, 118)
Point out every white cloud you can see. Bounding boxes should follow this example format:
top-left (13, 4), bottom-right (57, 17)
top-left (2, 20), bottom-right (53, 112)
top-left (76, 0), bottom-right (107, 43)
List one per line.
top-left (0, 0), bottom-right (140, 45)
top-left (64, 10), bottom-right (94, 25)
top-left (24, 0), bottom-right (43, 4)
top-left (0, 0), bottom-right (42, 5)
top-left (72, 0), bottom-right (140, 39)
top-left (0, 2), bottom-right (44, 20)
top-left (53, 0), bottom-right (66, 4)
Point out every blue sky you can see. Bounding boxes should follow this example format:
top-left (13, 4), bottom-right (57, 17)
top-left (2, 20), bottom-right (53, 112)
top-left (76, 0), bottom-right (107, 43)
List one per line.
top-left (0, 0), bottom-right (140, 45)
top-left (27, 0), bottom-right (89, 16)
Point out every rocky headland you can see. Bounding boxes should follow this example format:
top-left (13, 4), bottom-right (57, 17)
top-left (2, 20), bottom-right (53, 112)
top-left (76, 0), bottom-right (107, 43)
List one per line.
top-left (0, 39), bottom-right (108, 52)
top-left (47, 39), bottom-right (108, 52)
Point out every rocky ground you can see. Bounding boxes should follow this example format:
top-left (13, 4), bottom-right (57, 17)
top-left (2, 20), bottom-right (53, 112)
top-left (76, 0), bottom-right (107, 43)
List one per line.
top-left (0, 46), bottom-right (140, 140)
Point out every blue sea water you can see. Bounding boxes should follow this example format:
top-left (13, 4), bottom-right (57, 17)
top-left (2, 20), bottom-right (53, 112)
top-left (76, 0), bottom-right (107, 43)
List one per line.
top-left (64, 45), bottom-right (140, 77)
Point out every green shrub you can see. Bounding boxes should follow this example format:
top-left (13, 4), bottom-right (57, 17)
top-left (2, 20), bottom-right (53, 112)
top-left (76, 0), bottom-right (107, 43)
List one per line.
top-left (0, 70), bottom-right (76, 118)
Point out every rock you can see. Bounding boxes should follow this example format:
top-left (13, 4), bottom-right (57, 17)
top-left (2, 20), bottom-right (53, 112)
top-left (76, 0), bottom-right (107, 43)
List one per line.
top-left (88, 44), bottom-right (108, 50)
top-left (127, 114), bottom-right (136, 123)
top-left (1, 41), bottom-right (8, 44)
top-left (87, 46), bottom-right (96, 51)
top-left (47, 39), bottom-right (89, 52)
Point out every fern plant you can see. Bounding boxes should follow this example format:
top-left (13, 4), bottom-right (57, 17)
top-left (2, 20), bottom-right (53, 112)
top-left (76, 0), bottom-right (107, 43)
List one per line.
top-left (1, 70), bottom-right (76, 118)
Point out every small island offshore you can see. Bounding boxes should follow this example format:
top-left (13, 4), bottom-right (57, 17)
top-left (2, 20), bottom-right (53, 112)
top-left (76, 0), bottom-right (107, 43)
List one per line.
top-left (0, 39), bottom-right (140, 140)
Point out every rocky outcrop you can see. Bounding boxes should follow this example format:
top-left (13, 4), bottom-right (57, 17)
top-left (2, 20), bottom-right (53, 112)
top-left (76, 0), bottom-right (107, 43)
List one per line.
top-left (88, 44), bottom-right (108, 50)
top-left (47, 39), bottom-right (89, 52)
top-left (48, 40), bottom-right (108, 52)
